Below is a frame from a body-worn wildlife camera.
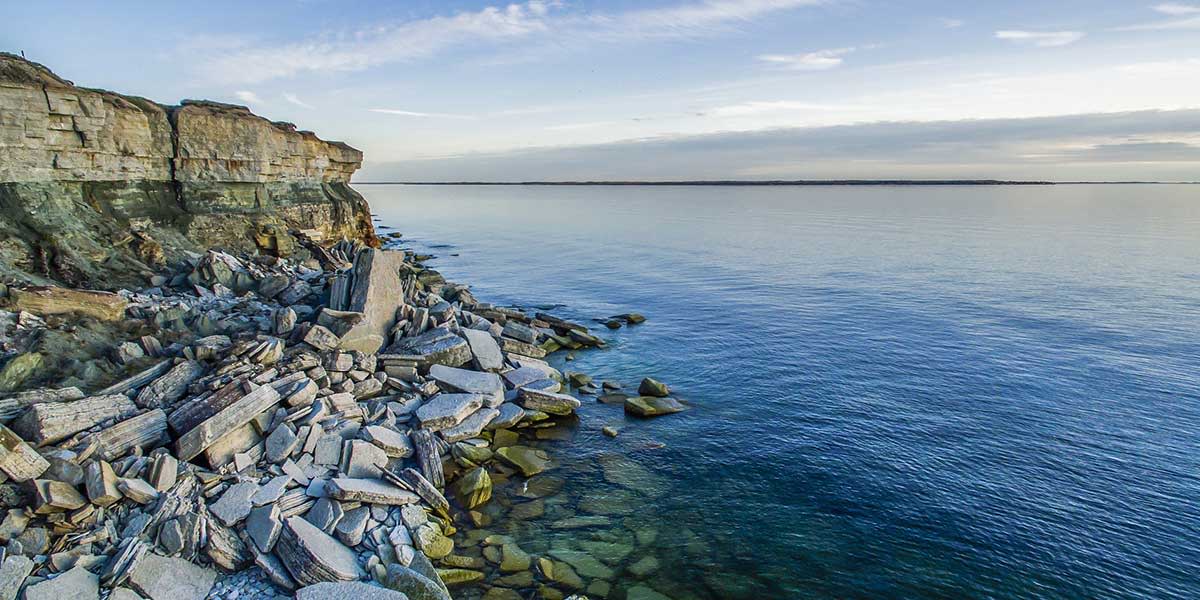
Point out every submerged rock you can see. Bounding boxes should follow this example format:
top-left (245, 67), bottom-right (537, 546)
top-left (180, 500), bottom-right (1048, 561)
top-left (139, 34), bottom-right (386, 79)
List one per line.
top-left (624, 396), bottom-right (686, 417)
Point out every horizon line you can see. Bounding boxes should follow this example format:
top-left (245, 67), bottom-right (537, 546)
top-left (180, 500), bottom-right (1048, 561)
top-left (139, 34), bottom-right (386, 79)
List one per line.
top-left (354, 180), bottom-right (1197, 186)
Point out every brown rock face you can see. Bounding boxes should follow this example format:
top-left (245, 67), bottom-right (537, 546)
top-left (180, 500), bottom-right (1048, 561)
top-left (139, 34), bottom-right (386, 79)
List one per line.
top-left (0, 53), bottom-right (377, 287)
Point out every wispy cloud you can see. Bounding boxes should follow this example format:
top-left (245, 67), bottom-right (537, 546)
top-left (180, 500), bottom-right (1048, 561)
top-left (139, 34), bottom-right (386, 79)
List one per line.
top-left (234, 90), bottom-right (264, 105)
top-left (1153, 3), bottom-right (1200, 15)
top-left (1114, 4), bottom-right (1200, 30)
top-left (939, 18), bottom-right (965, 29)
top-left (757, 47), bottom-right (856, 70)
top-left (369, 108), bottom-right (476, 119)
top-left (196, 0), bottom-right (828, 84)
top-left (995, 30), bottom-right (1085, 47)
top-left (283, 93), bottom-right (314, 109)
top-left (709, 100), bottom-right (867, 117)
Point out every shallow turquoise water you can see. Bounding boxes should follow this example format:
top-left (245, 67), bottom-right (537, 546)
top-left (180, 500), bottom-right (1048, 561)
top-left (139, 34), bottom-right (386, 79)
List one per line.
top-left (364, 184), bottom-right (1200, 599)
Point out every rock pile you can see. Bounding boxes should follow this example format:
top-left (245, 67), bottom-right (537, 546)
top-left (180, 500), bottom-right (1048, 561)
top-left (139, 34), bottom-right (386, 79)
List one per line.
top-left (0, 241), bottom-right (612, 599)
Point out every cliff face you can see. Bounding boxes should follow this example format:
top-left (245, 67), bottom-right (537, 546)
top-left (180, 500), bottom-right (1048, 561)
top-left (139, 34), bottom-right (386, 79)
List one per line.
top-left (0, 53), bottom-right (377, 287)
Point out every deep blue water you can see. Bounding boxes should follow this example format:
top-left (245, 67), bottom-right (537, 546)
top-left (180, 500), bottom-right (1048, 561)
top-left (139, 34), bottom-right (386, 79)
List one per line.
top-left (364, 184), bottom-right (1200, 600)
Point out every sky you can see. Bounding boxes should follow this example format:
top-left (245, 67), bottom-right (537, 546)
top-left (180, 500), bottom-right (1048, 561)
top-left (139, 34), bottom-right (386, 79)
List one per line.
top-left (5, 0), bottom-right (1200, 181)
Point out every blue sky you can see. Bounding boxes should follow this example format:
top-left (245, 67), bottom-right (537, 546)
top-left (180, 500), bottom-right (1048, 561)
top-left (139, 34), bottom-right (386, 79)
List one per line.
top-left (5, 1), bottom-right (1200, 180)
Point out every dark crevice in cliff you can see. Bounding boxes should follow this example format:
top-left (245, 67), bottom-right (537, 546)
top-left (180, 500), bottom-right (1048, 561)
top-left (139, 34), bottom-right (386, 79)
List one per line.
top-left (39, 84), bottom-right (52, 111)
top-left (164, 106), bottom-right (186, 217)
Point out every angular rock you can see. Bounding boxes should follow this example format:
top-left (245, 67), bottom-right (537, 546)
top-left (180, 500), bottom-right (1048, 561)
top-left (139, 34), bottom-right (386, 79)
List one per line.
top-left (32, 479), bottom-right (86, 513)
top-left (174, 384), bottom-right (280, 461)
top-left (501, 322), bottom-right (537, 344)
top-left (334, 506), bottom-right (369, 546)
top-left (127, 552), bottom-right (216, 600)
top-left (387, 328), bottom-right (470, 369)
top-left (495, 446), bottom-right (551, 477)
top-left (116, 478), bottom-right (158, 504)
top-left (486, 403), bottom-right (523, 430)
top-left (84, 460), bottom-right (122, 506)
top-left (0, 424), bottom-right (48, 481)
top-left (428, 365), bottom-right (504, 407)
top-left (410, 429), bottom-right (443, 489)
top-left (276, 516), bottom-right (364, 586)
top-left (86, 409), bottom-right (169, 461)
top-left (209, 481), bottom-right (259, 526)
top-left (415, 394), bottom-right (483, 431)
top-left (0, 555), bottom-right (34, 600)
top-left (326, 478), bottom-right (420, 505)
top-left (624, 396), bottom-right (686, 417)
top-left (296, 582), bottom-right (411, 600)
top-left (0, 387), bottom-right (84, 423)
top-left (384, 563), bottom-right (452, 600)
top-left (518, 388), bottom-right (581, 416)
top-left (247, 503), bottom-right (283, 553)
top-left (362, 425), bottom-right (413, 458)
top-left (638, 378), bottom-right (670, 397)
top-left (135, 361), bottom-right (204, 409)
top-left (453, 467), bottom-right (492, 509)
top-left (265, 424), bottom-right (300, 463)
top-left (342, 440), bottom-right (388, 478)
top-left (148, 453), bottom-right (178, 492)
top-left (460, 328), bottom-right (503, 372)
top-left (439, 408), bottom-right (499, 443)
top-left (334, 250), bottom-right (408, 354)
top-left (23, 564), bottom-right (98, 600)
top-left (303, 325), bottom-right (341, 352)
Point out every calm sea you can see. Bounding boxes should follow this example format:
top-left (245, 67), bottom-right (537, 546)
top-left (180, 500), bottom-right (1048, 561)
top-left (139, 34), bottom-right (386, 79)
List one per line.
top-left (363, 184), bottom-right (1200, 600)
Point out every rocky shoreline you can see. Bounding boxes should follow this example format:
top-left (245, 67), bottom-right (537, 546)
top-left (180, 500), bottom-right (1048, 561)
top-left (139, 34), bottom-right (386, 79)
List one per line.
top-left (0, 234), bottom-right (687, 600)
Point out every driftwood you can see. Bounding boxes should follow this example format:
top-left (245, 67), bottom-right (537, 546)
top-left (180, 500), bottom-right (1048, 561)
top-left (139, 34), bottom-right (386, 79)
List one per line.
top-left (12, 394), bottom-right (138, 446)
top-left (409, 429), bottom-right (444, 489)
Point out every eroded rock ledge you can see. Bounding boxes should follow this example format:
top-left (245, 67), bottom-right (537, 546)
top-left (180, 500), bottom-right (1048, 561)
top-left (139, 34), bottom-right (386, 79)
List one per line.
top-left (0, 53), bottom-right (378, 288)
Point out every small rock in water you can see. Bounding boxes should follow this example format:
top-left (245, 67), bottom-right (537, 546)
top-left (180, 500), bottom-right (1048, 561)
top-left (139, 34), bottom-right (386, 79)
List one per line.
top-left (602, 426), bottom-right (619, 438)
top-left (637, 377), bottom-right (670, 397)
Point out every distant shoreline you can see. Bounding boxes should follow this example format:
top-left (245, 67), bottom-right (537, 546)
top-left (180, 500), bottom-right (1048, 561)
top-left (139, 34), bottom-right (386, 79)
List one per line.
top-left (355, 180), bottom-right (1192, 186)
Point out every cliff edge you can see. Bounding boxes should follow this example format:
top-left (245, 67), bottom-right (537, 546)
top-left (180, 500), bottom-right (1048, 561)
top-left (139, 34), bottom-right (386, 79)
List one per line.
top-left (0, 53), bottom-right (378, 288)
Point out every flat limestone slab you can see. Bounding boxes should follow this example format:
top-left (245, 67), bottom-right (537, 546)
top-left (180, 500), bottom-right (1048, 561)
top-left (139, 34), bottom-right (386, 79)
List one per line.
top-left (518, 388), bottom-right (581, 416)
top-left (440, 408), bottom-right (500, 443)
top-left (127, 553), bottom-right (216, 600)
top-left (388, 328), bottom-right (471, 369)
top-left (326, 478), bottom-right (420, 505)
top-left (296, 582), bottom-right (410, 600)
top-left (175, 384), bottom-right (280, 461)
top-left (415, 393), bottom-right (484, 431)
top-left (460, 328), bottom-right (503, 372)
top-left (337, 250), bottom-right (408, 354)
top-left (11, 286), bottom-right (127, 321)
top-left (428, 365), bottom-right (503, 407)
top-left (277, 516), bottom-right (364, 586)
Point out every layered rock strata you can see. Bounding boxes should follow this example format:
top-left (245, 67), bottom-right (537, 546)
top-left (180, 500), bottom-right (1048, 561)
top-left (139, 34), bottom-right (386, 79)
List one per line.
top-left (0, 53), bottom-right (376, 287)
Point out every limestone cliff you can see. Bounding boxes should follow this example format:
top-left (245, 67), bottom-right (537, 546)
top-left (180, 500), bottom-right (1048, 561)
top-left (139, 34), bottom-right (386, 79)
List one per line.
top-left (0, 53), bottom-right (377, 288)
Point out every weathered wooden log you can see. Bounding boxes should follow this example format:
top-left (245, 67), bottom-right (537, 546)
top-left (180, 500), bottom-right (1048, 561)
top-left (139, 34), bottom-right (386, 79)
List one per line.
top-left (409, 429), bottom-right (444, 489)
top-left (136, 361), bottom-right (204, 409)
top-left (10, 286), bottom-right (128, 321)
top-left (175, 384), bottom-right (280, 462)
top-left (0, 387), bottom-right (84, 423)
top-left (12, 395), bottom-right (137, 446)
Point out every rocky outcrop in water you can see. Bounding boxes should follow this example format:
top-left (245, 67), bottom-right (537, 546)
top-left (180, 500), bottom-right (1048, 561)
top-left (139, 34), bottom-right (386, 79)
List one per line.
top-left (0, 53), bottom-right (377, 287)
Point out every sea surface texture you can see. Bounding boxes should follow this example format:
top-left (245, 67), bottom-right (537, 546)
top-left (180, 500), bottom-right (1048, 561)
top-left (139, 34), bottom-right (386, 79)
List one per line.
top-left (364, 184), bottom-right (1200, 600)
